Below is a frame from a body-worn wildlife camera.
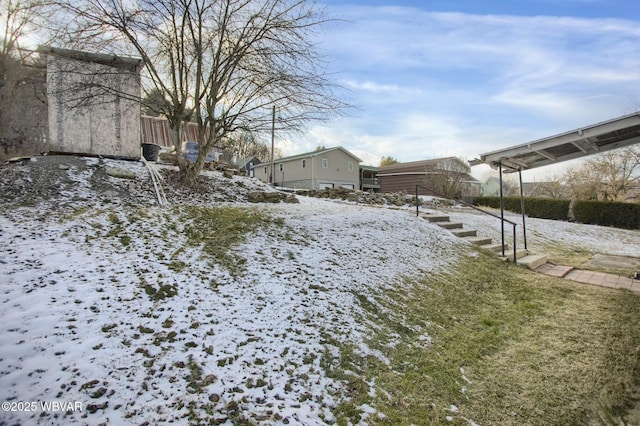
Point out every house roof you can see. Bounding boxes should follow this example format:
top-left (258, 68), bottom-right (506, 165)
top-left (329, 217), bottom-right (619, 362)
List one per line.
top-left (378, 157), bottom-right (458, 174)
top-left (470, 111), bottom-right (640, 173)
top-left (483, 177), bottom-right (501, 185)
top-left (377, 157), bottom-right (473, 177)
top-left (238, 157), bottom-right (261, 168)
top-left (37, 45), bottom-right (143, 72)
top-left (360, 165), bottom-right (380, 172)
top-left (254, 146), bottom-right (362, 167)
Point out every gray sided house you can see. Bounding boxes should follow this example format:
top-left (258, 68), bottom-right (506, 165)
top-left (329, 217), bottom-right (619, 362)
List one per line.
top-left (253, 146), bottom-right (362, 190)
top-left (378, 157), bottom-right (480, 201)
top-left (40, 46), bottom-right (142, 159)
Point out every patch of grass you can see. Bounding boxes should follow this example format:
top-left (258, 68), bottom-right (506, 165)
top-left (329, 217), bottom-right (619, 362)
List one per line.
top-left (540, 241), bottom-right (638, 276)
top-left (181, 206), bottom-right (280, 275)
top-left (140, 279), bottom-right (178, 301)
top-left (138, 325), bottom-right (154, 334)
top-left (330, 251), bottom-right (640, 425)
top-left (539, 241), bottom-right (594, 268)
top-left (167, 260), bottom-right (186, 272)
top-left (107, 212), bottom-right (121, 225)
top-left (101, 323), bottom-right (117, 333)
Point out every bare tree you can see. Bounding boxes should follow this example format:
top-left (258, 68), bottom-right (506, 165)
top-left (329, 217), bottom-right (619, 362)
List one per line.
top-left (0, 0), bottom-right (50, 159)
top-left (428, 157), bottom-right (473, 199)
top-left (563, 165), bottom-right (600, 200)
top-left (534, 179), bottom-right (565, 199)
top-left (1, 0), bottom-right (48, 57)
top-left (220, 131), bottom-right (270, 164)
top-left (563, 147), bottom-right (640, 201)
top-left (58, 0), bottom-right (346, 185)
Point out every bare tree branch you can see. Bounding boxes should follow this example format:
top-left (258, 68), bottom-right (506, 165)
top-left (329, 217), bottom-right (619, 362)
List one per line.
top-left (55, 0), bottom-right (347, 184)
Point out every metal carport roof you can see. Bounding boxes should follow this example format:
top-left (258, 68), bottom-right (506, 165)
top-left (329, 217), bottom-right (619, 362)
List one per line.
top-left (470, 111), bottom-right (640, 172)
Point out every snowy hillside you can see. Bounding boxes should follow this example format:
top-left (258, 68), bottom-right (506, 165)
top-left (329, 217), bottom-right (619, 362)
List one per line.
top-left (1, 156), bottom-right (638, 425)
top-left (0, 157), bottom-right (463, 425)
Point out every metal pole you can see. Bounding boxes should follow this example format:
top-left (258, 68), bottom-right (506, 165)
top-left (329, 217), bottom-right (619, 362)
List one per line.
top-left (270, 105), bottom-right (275, 184)
top-left (518, 168), bottom-right (527, 250)
top-left (416, 185), bottom-right (419, 216)
top-left (499, 162), bottom-right (505, 256)
top-left (513, 223), bottom-right (517, 264)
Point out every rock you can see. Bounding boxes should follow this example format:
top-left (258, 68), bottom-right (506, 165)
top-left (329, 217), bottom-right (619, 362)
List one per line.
top-left (264, 192), bottom-right (283, 203)
top-left (223, 170), bottom-right (234, 179)
top-left (58, 164), bottom-right (70, 170)
top-left (283, 195), bottom-right (300, 204)
top-left (106, 167), bottom-right (135, 180)
top-left (247, 192), bottom-right (265, 203)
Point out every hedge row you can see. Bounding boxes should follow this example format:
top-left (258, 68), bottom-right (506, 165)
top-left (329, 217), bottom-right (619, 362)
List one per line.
top-left (472, 197), bottom-right (570, 221)
top-left (473, 197), bottom-right (640, 229)
top-left (573, 200), bottom-right (639, 230)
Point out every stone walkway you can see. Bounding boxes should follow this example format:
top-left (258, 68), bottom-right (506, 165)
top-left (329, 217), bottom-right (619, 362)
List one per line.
top-left (536, 263), bottom-right (640, 293)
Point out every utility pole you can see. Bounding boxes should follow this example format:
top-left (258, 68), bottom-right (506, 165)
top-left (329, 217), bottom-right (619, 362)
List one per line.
top-left (270, 105), bottom-right (275, 184)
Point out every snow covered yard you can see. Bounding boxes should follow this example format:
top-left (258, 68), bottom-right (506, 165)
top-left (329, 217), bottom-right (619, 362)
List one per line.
top-left (442, 206), bottom-right (640, 260)
top-left (0, 157), bottom-right (463, 425)
top-left (2, 156), bottom-right (640, 425)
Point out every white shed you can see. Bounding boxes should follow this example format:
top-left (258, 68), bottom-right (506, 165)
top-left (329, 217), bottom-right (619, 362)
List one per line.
top-left (39, 46), bottom-right (143, 159)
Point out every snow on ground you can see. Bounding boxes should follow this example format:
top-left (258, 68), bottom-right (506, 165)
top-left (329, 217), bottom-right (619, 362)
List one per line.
top-left (441, 207), bottom-right (640, 258)
top-left (0, 158), bottom-right (464, 425)
top-left (1, 157), bottom-right (638, 425)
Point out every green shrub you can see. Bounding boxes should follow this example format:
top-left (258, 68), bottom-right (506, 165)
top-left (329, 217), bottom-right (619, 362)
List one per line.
top-left (473, 197), bottom-right (570, 221)
top-left (573, 200), bottom-right (640, 230)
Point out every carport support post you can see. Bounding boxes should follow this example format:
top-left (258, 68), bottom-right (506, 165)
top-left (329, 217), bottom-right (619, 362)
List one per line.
top-left (499, 162), bottom-right (505, 256)
top-left (518, 168), bottom-right (528, 250)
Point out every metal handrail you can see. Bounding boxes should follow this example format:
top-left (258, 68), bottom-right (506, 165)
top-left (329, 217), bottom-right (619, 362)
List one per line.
top-left (415, 185), bottom-right (519, 263)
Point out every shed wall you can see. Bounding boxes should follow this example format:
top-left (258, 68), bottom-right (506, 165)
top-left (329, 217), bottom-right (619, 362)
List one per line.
top-left (47, 56), bottom-right (140, 159)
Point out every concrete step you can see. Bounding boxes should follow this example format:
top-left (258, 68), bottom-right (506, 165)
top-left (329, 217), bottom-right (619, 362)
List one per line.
top-left (517, 254), bottom-right (548, 269)
top-left (438, 222), bottom-right (463, 230)
top-left (480, 243), bottom-right (509, 253)
top-left (499, 249), bottom-right (528, 261)
top-left (464, 236), bottom-right (492, 246)
top-left (451, 229), bottom-right (477, 238)
top-left (421, 214), bottom-right (450, 223)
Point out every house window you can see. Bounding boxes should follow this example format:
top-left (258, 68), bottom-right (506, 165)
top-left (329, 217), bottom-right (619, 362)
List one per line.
top-left (301, 159), bottom-right (306, 169)
top-left (279, 164), bottom-right (283, 172)
top-left (322, 158), bottom-right (328, 169)
top-left (348, 161), bottom-right (353, 172)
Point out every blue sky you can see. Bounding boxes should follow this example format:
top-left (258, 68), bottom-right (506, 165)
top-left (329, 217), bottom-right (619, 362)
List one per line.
top-left (280, 0), bottom-right (640, 179)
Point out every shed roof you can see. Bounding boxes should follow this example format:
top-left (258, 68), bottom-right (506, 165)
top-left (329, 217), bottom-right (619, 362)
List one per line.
top-left (470, 111), bottom-right (640, 172)
top-left (37, 45), bottom-right (143, 72)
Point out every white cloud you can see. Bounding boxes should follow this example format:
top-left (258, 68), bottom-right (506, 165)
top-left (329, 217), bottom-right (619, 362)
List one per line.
top-left (298, 4), bottom-right (640, 174)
